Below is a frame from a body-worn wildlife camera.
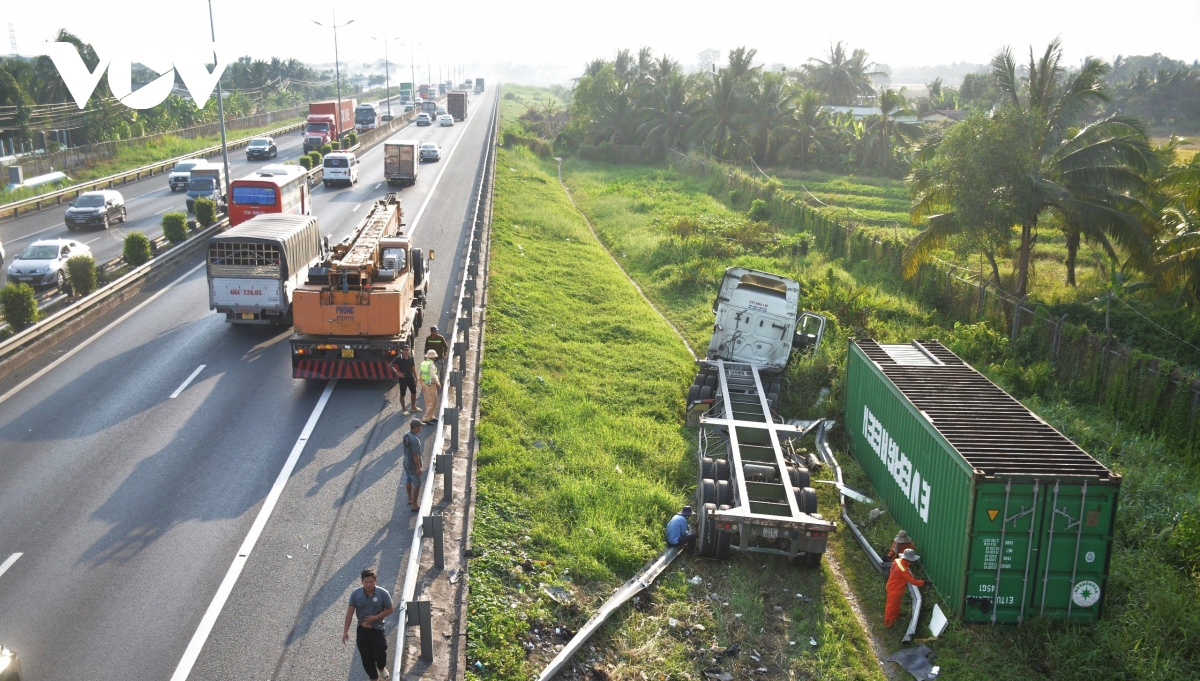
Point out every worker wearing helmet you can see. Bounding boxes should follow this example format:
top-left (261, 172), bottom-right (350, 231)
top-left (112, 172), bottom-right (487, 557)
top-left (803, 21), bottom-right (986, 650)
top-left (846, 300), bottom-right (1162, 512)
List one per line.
top-left (885, 548), bottom-right (931, 627)
top-left (419, 350), bottom-right (442, 424)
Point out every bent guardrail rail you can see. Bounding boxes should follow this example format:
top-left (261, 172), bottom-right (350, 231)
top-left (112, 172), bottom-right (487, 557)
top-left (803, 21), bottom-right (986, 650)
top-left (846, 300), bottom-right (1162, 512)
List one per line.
top-left (397, 91), bottom-right (498, 669)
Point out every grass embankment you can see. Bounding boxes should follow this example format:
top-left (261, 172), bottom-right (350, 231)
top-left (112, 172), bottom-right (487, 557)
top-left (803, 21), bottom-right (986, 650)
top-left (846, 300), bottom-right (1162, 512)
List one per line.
top-left (0, 116), bottom-right (303, 205)
top-left (561, 159), bottom-right (1200, 680)
top-left (467, 143), bottom-right (883, 680)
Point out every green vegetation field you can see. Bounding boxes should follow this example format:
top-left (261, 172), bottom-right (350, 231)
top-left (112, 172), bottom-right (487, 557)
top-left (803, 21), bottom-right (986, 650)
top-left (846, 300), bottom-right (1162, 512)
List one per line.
top-left (0, 116), bottom-right (303, 206)
top-left (560, 157), bottom-right (1200, 680)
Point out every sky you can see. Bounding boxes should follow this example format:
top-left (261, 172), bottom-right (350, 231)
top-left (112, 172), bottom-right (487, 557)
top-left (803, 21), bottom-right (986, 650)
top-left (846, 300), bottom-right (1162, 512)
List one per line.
top-left (6, 0), bottom-right (1200, 85)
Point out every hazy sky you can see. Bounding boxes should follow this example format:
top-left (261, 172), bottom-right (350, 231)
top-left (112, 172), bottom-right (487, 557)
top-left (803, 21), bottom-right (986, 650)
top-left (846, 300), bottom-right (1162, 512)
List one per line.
top-left (7, 0), bottom-right (1199, 84)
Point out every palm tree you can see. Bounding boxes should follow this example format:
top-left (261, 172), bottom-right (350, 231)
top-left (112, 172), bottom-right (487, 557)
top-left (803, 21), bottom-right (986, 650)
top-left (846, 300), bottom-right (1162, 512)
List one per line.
top-left (726, 46), bottom-right (759, 81)
top-left (802, 42), bottom-right (883, 105)
top-left (1150, 162), bottom-right (1200, 297)
top-left (857, 89), bottom-right (921, 174)
top-left (778, 89), bottom-right (832, 168)
top-left (736, 71), bottom-right (792, 164)
top-left (688, 69), bottom-right (743, 158)
top-left (906, 40), bottom-right (1156, 297)
top-left (637, 72), bottom-right (700, 151)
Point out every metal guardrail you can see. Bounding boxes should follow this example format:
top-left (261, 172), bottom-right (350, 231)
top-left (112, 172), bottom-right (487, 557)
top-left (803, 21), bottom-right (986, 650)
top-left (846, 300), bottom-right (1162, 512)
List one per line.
top-left (0, 122), bottom-right (305, 222)
top-left (397, 91), bottom-right (499, 668)
top-left (0, 217), bottom-right (229, 367)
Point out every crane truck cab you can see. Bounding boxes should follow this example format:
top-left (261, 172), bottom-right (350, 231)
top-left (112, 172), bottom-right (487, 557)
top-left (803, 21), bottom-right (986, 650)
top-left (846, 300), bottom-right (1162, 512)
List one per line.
top-left (685, 267), bottom-right (834, 567)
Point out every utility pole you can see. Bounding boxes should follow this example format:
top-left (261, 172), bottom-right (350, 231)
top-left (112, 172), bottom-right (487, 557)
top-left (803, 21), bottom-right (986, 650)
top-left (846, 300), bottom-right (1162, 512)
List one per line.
top-left (373, 30), bottom-right (399, 117)
top-left (207, 0), bottom-right (230, 206)
top-left (312, 12), bottom-right (354, 138)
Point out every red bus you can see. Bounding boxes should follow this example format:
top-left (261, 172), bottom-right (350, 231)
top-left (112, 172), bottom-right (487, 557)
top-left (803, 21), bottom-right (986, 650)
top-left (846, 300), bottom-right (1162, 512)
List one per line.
top-left (228, 165), bottom-right (310, 226)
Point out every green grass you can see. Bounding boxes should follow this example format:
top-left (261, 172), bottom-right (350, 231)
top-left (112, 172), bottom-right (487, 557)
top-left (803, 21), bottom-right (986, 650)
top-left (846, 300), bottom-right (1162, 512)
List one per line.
top-left (0, 116), bottom-right (303, 206)
top-left (558, 157), bottom-right (1200, 680)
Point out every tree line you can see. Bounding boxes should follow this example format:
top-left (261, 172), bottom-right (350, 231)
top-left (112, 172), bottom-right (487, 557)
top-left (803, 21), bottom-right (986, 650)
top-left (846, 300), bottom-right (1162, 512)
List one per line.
top-left (0, 30), bottom-right (341, 148)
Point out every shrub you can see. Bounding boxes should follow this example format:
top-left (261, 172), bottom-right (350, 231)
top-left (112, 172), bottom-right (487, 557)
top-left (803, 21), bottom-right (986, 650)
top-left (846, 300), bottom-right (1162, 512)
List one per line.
top-left (345, 132), bottom-right (358, 146)
top-left (193, 198), bottom-right (217, 229)
top-left (65, 255), bottom-right (97, 297)
top-left (298, 155), bottom-right (313, 170)
top-left (748, 198), bottom-right (771, 221)
top-left (0, 282), bottom-right (41, 330)
top-left (162, 211), bottom-right (189, 244)
top-left (123, 232), bottom-right (153, 267)
top-left (308, 151), bottom-right (322, 167)
top-left (321, 143), bottom-right (334, 155)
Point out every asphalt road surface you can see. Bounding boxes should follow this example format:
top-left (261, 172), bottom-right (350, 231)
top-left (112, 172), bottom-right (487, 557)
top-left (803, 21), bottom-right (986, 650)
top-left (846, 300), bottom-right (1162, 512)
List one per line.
top-left (0, 87), bottom-right (494, 681)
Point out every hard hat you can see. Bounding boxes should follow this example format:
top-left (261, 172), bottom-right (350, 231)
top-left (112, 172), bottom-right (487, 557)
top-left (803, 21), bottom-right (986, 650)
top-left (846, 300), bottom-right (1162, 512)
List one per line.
top-left (894, 530), bottom-right (910, 544)
top-left (901, 548), bottom-right (920, 562)
top-left (425, 350), bottom-right (438, 359)
top-left (681, 506), bottom-right (693, 517)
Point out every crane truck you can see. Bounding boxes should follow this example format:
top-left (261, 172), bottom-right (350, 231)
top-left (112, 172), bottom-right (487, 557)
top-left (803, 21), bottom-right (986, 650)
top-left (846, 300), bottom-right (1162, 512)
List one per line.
top-left (289, 194), bottom-right (428, 379)
top-left (685, 267), bottom-right (834, 565)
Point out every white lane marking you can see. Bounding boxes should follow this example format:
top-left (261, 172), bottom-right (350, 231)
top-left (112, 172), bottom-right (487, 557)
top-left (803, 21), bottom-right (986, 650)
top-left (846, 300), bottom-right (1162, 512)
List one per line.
top-left (408, 103), bottom-right (479, 233)
top-left (0, 552), bottom-right (22, 579)
top-left (169, 364), bottom-right (206, 399)
top-left (374, 182), bottom-right (381, 189)
top-left (352, 203), bottom-right (361, 212)
top-left (128, 186), bottom-right (171, 201)
top-left (155, 207), bottom-right (169, 215)
top-left (84, 236), bottom-right (103, 245)
top-left (0, 262), bottom-right (206, 408)
top-left (169, 379), bottom-right (338, 681)
top-left (14, 224), bottom-right (64, 241)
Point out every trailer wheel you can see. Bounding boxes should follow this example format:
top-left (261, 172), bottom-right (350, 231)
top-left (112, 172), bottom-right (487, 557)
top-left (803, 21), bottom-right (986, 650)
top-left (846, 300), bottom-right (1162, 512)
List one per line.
top-left (699, 386), bottom-right (713, 402)
top-left (787, 466), bottom-right (811, 489)
top-left (796, 486), bottom-right (819, 515)
top-left (714, 458), bottom-right (731, 481)
top-left (413, 308), bottom-right (424, 333)
top-left (767, 390), bottom-right (780, 411)
top-left (688, 384), bottom-right (701, 405)
top-left (704, 373), bottom-right (718, 390)
top-left (716, 480), bottom-right (733, 506)
top-left (715, 504), bottom-right (733, 558)
top-left (700, 478), bottom-right (716, 505)
top-left (411, 248), bottom-right (425, 287)
top-left (698, 503), bottom-right (719, 558)
top-left (804, 552), bottom-right (823, 567)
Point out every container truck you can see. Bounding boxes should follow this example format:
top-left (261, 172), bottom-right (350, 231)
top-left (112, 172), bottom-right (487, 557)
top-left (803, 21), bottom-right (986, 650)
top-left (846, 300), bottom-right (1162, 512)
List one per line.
top-left (399, 84), bottom-right (413, 102)
top-left (290, 194), bottom-right (428, 379)
top-left (354, 103), bottom-right (380, 131)
top-left (418, 84), bottom-right (430, 100)
top-left (383, 141), bottom-right (419, 187)
top-left (845, 339), bottom-right (1120, 624)
top-left (684, 267), bottom-right (834, 565)
top-left (304, 99), bottom-right (356, 153)
top-left (447, 91), bottom-right (468, 121)
top-left (185, 163), bottom-right (226, 213)
top-left (474, 77), bottom-right (485, 94)
top-left (207, 213), bottom-right (325, 325)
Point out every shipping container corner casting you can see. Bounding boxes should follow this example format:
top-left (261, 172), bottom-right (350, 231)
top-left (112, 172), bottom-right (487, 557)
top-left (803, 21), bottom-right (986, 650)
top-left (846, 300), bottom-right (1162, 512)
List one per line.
top-left (844, 339), bottom-right (1120, 625)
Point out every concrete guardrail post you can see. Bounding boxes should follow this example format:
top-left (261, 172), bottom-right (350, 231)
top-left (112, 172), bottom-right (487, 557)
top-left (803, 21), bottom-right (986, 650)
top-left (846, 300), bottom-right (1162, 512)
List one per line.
top-left (436, 451), bottom-right (453, 502)
top-left (422, 514), bottom-right (445, 570)
top-left (406, 599), bottom-right (434, 662)
top-left (453, 341), bottom-right (467, 373)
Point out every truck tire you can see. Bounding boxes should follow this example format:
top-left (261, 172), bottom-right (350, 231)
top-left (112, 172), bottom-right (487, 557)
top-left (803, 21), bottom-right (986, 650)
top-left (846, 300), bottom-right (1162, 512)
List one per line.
top-left (687, 384), bottom-right (701, 405)
top-left (698, 503), bottom-right (718, 558)
top-left (699, 386), bottom-right (713, 402)
top-left (413, 308), bottom-right (424, 333)
top-left (715, 504), bottom-right (733, 558)
top-left (411, 248), bottom-right (425, 288)
top-left (716, 479), bottom-right (733, 506)
top-left (787, 466), bottom-right (811, 489)
top-left (700, 478), bottom-right (716, 506)
top-left (701, 457), bottom-right (715, 480)
top-left (704, 373), bottom-right (718, 390)
top-left (804, 551), bottom-right (823, 567)
top-left (796, 486), bottom-right (819, 515)
top-left (714, 458), bottom-right (730, 481)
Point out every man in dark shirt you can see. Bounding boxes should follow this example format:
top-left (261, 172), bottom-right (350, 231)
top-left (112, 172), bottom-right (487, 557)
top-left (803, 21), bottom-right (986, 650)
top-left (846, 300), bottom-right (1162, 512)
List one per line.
top-left (424, 326), bottom-right (449, 376)
top-left (342, 568), bottom-right (394, 679)
top-left (403, 419), bottom-right (424, 512)
top-left (390, 344), bottom-right (417, 412)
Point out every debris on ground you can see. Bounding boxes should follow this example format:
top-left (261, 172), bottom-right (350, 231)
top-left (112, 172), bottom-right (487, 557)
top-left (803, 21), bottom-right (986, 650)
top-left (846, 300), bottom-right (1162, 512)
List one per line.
top-left (702, 669), bottom-right (733, 681)
top-left (543, 585), bottom-right (572, 604)
top-left (886, 644), bottom-right (940, 680)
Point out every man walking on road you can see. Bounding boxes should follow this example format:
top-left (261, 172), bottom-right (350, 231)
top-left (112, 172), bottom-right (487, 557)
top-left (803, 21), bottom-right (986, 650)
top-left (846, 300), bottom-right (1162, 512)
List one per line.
top-left (390, 344), bottom-right (418, 413)
top-left (884, 548), bottom-right (931, 628)
top-left (665, 506), bottom-right (698, 552)
top-left (425, 326), bottom-right (449, 376)
top-left (419, 350), bottom-right (441, 424)
top-left (343, 568), bottom-right (395, 680)
top-left (403, 418), bottom-right (424, 512)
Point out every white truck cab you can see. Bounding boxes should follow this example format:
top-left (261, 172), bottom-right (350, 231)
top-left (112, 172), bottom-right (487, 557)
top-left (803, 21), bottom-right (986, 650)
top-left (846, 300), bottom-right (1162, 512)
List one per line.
top-left (706, 267), bottom-right (824, 371)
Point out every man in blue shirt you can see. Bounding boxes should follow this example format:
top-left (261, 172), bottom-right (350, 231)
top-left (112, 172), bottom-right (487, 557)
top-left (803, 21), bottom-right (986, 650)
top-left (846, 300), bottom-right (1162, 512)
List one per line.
top-left (665, 506), bottom-right (697, 552)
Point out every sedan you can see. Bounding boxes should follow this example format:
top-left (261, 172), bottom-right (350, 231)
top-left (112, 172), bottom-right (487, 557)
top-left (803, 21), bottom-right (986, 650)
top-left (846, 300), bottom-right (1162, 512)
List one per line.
top-left (439, 114), bottom-right (454, 127)
top-left (404, 103), bottom-right (415, 112)
top-left (7, 238), bottom-right (92, 290)
top-left (419, 142), bottom-right (441, 162)
top-left (246, 137), bottom-right (277, 160)
top-left (64, 190), bottom-right (126, 230)
top-left (416, 113), bottom-right (432, 126)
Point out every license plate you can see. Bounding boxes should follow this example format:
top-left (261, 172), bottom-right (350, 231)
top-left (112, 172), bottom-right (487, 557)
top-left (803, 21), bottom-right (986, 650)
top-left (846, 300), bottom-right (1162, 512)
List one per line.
top-left (762, 527), bottom-right (779, 539)
top-left (341, 348), bottom-right (355, 358)
top-left (240, 313), bottom-right (255, 320)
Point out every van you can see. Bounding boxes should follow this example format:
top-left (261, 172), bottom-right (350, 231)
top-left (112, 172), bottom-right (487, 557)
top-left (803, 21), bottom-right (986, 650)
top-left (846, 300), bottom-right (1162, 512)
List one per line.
top-left (186, 163), bottom-right (227, 213)
top-left (322, 152), bottom-right (359, 187)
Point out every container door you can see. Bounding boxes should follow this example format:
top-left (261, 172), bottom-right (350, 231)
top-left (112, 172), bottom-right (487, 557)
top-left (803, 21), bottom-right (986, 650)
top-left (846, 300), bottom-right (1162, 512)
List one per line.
top-left (964, 481), bottom-right (1044, 623)
top-left (1029, 482), bottom-right (1117, 622)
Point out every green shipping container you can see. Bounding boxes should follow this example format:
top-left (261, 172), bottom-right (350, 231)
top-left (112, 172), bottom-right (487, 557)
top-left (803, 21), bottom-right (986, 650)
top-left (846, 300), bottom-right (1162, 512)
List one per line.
top-left (845, 340), bottom-right (1120, 624)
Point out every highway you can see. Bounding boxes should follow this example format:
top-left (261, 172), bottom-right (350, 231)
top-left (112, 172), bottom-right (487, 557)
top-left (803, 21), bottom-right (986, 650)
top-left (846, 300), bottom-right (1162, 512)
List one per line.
top-left (0, 87), bottom-right (494, 680)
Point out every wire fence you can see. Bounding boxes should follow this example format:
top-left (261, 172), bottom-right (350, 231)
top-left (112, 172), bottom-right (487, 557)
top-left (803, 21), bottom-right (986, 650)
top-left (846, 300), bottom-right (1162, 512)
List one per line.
top-left (667, 148), bottom-right (1200, 459)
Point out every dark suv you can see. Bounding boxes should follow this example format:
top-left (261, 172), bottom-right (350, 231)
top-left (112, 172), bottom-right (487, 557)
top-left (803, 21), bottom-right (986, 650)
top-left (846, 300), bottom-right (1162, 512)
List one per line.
top-left (64, 190), bottom-right (126, 230)
top-left (246, 137), bottom-right (277, 160)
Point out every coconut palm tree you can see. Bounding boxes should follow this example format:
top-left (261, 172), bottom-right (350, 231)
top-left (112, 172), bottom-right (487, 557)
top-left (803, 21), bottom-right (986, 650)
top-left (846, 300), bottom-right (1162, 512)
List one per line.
top-left (1150, 162), bottom-right (1200, 297)
top-left (778, 89), bottom-right (833, 168)
top-left (857, 89), bottom-right (921, 174)
top-left (637, 72), bottom-right (700, 151)
top-left (736, 71), bottom-right (792, 164)
top-left (688, 69), bottom-right (744, 158)
top-left (802, 42), bottom-right (883, 105)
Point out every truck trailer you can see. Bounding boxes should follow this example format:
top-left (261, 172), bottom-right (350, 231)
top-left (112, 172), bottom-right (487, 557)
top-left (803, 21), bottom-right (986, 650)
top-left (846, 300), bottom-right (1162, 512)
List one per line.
top-left (474, 78), bottom-right (485, 94)
top-left (685, 267), bottom-right (834, 565)
top-left (207, 213), bottom-right (325, 325)
top-left (447, 91), bottom-right (468, 121)
top-left (304, 99), bottom-right (356, 153)
top-left (290, 194), bottom-right (428, 379)
top-left (383, 141), bottom-right (419, 186)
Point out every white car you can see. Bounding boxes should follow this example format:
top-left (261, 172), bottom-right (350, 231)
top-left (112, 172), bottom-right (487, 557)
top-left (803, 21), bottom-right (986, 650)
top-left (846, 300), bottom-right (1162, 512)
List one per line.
top-left (322, 152), bottom-right (359, 187)
top-left (0, 238), bottom-right (6, 270)
top-left (7, 238), bottom-right (92, 290)
top-left (416, 113), bottom-right (432, 126)
top-left (438, 114), bottom-right (454, 127)
top-left (436, 105), bottom-right (446, 116)
top-left (419, 142), bottom-right (441, 162)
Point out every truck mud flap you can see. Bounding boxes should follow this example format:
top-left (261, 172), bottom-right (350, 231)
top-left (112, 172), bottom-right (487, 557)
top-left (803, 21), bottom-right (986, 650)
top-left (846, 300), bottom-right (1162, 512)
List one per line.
top-left (293, 359), bottom-right (396, 379)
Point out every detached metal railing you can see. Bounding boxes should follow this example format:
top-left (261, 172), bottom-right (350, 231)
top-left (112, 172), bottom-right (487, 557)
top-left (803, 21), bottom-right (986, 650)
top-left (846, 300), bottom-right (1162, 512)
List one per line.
top-left (397, 90), bottom-right (499, 666)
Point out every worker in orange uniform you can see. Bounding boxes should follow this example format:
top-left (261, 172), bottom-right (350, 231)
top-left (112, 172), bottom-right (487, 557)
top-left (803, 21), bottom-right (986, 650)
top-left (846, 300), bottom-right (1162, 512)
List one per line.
top-left (885, 548), bottom-right (932, 628)
top-left (885, 529), bottom-right (916, 578)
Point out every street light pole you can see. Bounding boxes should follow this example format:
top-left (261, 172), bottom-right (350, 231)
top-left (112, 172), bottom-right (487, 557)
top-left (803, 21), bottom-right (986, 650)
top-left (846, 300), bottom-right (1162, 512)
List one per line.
top-left (207, 0), bottom-right (230, 204)
top-left (372, 31), bottom-right (399, 118)
top-left (312, 12), bottom-right (354, 140)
